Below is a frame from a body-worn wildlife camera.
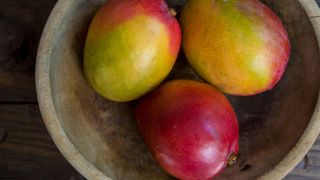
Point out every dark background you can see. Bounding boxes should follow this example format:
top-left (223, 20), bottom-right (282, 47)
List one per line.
top-left (0, 0), bottom-right (319, 179)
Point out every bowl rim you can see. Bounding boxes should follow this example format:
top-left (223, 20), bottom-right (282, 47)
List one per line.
top-left (36, 0), bottom-right (320, 179)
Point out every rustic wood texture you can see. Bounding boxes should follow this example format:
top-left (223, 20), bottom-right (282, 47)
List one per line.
top-left (36, 0), bottom-right (320, 180)
top-left (0, 0), bottom-right (57, 102)
top-left (0, 0), bottom-right (83, 179)
top-left (0, 105), bottom-right (84, 179)
top-left (286, 137), bottom-right (320, 180)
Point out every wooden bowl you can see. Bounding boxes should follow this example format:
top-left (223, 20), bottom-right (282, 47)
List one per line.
top-left (36, 0), bottom-right (320, 179)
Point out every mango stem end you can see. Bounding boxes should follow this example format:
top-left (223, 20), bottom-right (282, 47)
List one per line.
top-left (169, 8), bottom-right (177, 17)
top-left (227, 153), bottom-right (237, 166)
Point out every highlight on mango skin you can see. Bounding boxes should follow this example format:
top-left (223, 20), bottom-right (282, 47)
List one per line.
top-left (180, 0), bottom-right (290, 96)
top-left (135, 80), bottom-right (239, 180)
top-left (83, 0), bottom-right (181, 102)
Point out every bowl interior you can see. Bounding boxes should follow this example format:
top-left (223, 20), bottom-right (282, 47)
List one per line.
top-left (48, 0), bottom-right (320, 179)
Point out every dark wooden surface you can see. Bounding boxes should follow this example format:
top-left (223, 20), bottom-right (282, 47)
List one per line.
top-left (0, 105), bottom-right (84, 179)
top-left (0, 0), bottom-right (319, 179)
top-left (0, 0), bottom-right (84, 179)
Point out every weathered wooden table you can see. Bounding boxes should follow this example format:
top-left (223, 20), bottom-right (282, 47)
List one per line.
top-left (0, 1), bottom-right (319, 179)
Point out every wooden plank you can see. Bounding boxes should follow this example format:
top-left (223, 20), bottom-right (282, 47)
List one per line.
top-left (285, 137), bottom-right (320, 180)
top-left (0, 104), bottom-right (84, 179)
top-left (0, 0), bottom-right (56, 102)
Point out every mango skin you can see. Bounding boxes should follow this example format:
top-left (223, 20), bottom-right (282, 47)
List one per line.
top-left (135, 80), bottom-right (239, 179)
top-left (180, 0), bottom-right (290, 96)
top-left (84, 0), bottom-right (181, 102)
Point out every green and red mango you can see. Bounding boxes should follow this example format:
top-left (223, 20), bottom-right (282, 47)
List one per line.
top-left (84, 0), bottom-right (181, 102)
top-left (180, 0), bottom-right (290, 96)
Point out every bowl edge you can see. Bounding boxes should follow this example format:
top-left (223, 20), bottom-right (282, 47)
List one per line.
top-left (260, 0), bottom-right (320, 179)
top-left (35, 0), bottom-right (320, 179)
top-left (35, 0), bottom-right (110, 179)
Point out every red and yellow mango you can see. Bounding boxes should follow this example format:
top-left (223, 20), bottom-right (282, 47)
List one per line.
top-left (135, 80), bottom-right (239, 179)
top-left (180, 0), bottom-right (290, 95)
top-left (84, 0), bottom-right (181, 102)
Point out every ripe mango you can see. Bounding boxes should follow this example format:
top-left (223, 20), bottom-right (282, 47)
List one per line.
top-left (84, 0), bottom-right (181, 102)
top-left (135, 80), bottom-right (239, 179)
top-left (180, 0), bottom-right (290, 95)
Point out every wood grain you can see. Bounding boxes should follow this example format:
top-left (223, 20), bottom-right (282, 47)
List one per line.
top-left (0, 0), bottom-right (84, 179)
top-left (0, 0), bottom-right (56, 102)
top-left (0, 104), bottom-right (83, 179)
top-left (285, 137), bottom-right (320, 180)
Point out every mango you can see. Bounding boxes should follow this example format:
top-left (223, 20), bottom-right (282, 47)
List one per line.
top-left (135, 80), bottom-right (239, 179)
top-left (180, 0), bottom-right (290, 95)
top-left (84, 0), bottom-right (181, 102)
